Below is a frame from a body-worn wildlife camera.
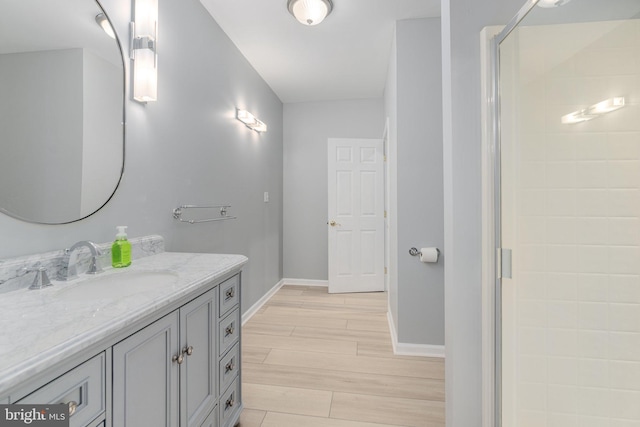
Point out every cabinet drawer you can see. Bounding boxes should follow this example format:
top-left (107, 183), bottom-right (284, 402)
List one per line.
top-left (219, 379), bottom-right (240, 427)
top-left (200, 405), bottom-right (218, 427)
top-left (218, 343), bottom-right (239, 394)
top-left (218, 308), bottom-right (239, 357)
top-left (219, 275), bottom-right (239, 317)
top-left (18, 353), bottom-right (106, 427)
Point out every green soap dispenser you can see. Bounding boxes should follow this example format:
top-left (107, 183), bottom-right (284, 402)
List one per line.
top-left (112, 226), bottom-right (132, 268)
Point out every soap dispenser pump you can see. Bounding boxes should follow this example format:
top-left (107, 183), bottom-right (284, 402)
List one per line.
top-left (112, 226), bottom-right (132, 268)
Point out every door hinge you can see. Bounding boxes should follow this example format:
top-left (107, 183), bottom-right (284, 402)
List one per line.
top-left (384, 155), bottom-right (387, 162)
top-left (384, 267), bottom-right (387, 274)
top-left (384, 210), bottom-right (387, 218)
top-left (497, 248), bottom-right (512, 279)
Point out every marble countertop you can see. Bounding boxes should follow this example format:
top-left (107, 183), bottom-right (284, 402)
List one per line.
top-left (0, 251), bottom-right (247, 396)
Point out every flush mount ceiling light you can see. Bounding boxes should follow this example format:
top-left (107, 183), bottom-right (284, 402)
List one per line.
top-left (95, 13), bottom-right (116, 39)
top-left (537, 0), bottom-right (571, 8)
top-left (287, 0), bottom-right (333, 26)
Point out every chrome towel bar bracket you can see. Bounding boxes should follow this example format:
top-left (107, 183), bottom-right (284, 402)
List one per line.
top-left (173, 205), bottom-right (237, 224)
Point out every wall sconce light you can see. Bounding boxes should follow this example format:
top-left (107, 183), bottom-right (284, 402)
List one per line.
top-left (537, 0), bottom-right (571, 8)
top-left (130, 0), bottom-right (158, 103)
top-left (95, 13), bottom-right (116, 39)
top-left (561, 97), bottom-right (625, 124)
top-left (236, 109), bottom-right (268, 133)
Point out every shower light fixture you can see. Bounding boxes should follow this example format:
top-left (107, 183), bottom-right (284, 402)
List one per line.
top-left (287, 0), bottom-right (333, 26)
top-left (537, 0), bottom-right (571, 8)
top-left (561, 97), bottom-right (626, 124)
top-left (236, 109), bottom-right (267, 133)
top-left (95, 13), bottom-right (116, 39)
top-left (130, 0), bottom-right (158, 103)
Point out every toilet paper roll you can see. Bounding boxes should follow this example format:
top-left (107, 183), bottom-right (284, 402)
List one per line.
top-left (420, 248), bottom-right (439, 263)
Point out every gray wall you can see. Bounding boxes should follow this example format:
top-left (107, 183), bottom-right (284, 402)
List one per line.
top-left (384, 18), bottom-right (444, 346)
top-left (395, 18), bottom-right (444, 345)
top-left (0, 0), bottom-right (283, 314)
top-left (82, 49), bottom-right (123, 217)
top-left (0, 49), bottom-right (84, 222)
top-left (441, 0), bottom-right (525, 424)
top-left (283, 99), bottom-right (384, 280)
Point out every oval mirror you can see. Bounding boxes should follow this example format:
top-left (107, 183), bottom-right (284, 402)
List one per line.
top-left (0, 0), bottom-right (125, 224)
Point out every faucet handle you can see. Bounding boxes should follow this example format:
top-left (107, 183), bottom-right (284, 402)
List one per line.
top-left (24, 263), bottom-right (53, 290)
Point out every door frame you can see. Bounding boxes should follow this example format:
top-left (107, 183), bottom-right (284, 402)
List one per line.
top-left (480, 1), bottom-right (540, 426)
top-left (383, 119), bottom-right (390, 292)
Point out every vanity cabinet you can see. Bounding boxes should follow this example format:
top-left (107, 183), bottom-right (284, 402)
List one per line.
top-left (113, 275), bottom-right (241, 427)
top-left (0, 252), bottom-right (246, 427)
top-left (112, 312), bottom-right (180, 426)
top-left (16, 353), bottom-right (107, 427)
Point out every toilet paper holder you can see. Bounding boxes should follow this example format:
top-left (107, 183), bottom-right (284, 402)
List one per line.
top-left (409, 247), bottom-right (440, 260)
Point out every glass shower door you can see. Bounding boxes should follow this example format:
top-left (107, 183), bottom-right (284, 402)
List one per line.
top-left (498, 2), bottom-right (640, 425)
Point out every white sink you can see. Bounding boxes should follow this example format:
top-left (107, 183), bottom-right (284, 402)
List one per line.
top-left (57, 270), bottom-right (179, 300)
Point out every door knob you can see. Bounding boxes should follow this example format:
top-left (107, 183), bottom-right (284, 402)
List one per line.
top-left (328, 220), bottom-right (341, 227)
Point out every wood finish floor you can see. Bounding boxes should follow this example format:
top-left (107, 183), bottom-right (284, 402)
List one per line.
top-left (238, 285), bottom-right (445, 427)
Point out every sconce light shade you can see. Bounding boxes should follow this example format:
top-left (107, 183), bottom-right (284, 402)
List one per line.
top-left (131, 0), bottom-right (158, 103)
top-left (95, 13), bottom-right (116, 39)
top-left (236, 109), bottom-right (267, 133)
top-left (287, 0), bottom-right (333, 26)
top-left (537, 0), bottom-right (571, 7)
top-left (561, 97), bottom-right (625, 124)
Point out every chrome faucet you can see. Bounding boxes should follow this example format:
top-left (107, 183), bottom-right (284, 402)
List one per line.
top-left (58, 241), bottom-right (104, 281)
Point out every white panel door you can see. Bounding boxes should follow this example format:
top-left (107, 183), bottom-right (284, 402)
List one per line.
top-left (328, 138), bottom-right (384, 294)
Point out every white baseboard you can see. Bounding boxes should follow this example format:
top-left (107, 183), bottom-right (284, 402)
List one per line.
top-left (281, 278), bottom-right (328, 287)
top-left (242, 279), bottom-right (284, 325)
top-left (387, 307), bottom-right (445, 358)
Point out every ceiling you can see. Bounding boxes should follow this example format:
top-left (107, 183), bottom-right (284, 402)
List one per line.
top-left (0, 0), bottom-right (121, 66)
top-left (199, 0), bottom-right (440, 103)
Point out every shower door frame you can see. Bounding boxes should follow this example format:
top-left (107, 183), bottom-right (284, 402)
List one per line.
top-left (484, 0), bottom-right (543, 426)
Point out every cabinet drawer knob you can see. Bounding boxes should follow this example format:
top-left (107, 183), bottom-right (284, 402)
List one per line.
top-left (225, 396), bottom-right (235, 409)
top-left (172, 354), bottom-right (184, 364)
top-left (183, 345), bottom-right (194, 356)
top-left (225, 325), bottom-right (235, 336)
top-left (68, 400), bottom-right (78, 417)
top-left (225, 288), bottom-right (235, 300)
top-left (225, 360), bottom-right (235, 373)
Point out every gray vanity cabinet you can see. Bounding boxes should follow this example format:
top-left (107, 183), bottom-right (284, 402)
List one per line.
top-left (112, 287), bottom-right (219, 427)
top-left (179, 289), bottom-right (218, 427)
top-left (112, 311), bottom-right (180, 427)
top-left (200, 406), bottom-right (219, 427)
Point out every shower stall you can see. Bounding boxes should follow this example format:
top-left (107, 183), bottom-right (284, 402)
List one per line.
top-left (490, 0), bottom-right (640, 425)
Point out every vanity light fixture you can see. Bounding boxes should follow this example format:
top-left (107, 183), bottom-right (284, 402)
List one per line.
top-left (537, 0), bottom-right (571, 8)
top-left (95, 13), bottom-right (116, 39)
top-left (130, 0), bottom-right (158, 103)
top-left (561, 97), bottom-right (626, 124)
top-left (287, 0), bottom-right (333, 26)
top-left (236, 109), bottom-right (267, 133)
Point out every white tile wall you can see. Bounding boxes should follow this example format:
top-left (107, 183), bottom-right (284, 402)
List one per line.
top-left (503, 18), bottom-right (640, 426)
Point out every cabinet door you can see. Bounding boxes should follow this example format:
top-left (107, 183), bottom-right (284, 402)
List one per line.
top-left (113, 312), bottom-right (179, 427)
top-left (180, 288), bottom-right (217, 427)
